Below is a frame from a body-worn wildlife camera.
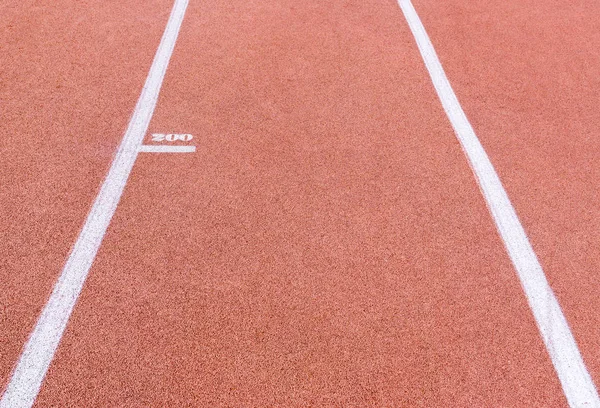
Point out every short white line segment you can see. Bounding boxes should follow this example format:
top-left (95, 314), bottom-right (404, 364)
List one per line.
top-left (139, 144), bottom-right (196, 153)
top-left (0, 0), bottom-right (189, 406)
top-left (396, 0), bottom-right (599, 406)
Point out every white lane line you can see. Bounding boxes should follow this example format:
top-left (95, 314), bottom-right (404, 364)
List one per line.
top-left (0, 0), bottom-right (189, 406)
top-left (139, 144), bottom-right (196, 153)
top-left (396, 1), bottom-right (600, 406)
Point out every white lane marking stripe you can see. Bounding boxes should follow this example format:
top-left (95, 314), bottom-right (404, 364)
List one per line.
top-left (139, 144), bottom-right (196, 153)
top-left (0, 1), bottom-right (189, 406)
top-left (397, 1), bottom-right (600, 406)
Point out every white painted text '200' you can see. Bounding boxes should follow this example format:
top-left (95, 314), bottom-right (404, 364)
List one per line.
top-left (151, 133), bottom-right (193, 142)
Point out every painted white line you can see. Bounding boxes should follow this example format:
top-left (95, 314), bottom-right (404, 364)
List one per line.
top-left (396, 0), bottom-right (599, 406)
top-left (0, 1), bottom-right (189, 407)
top-left (139, 144), bottom-right (196, 153)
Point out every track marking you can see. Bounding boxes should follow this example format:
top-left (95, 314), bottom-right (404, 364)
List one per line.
top-left (0, 0), bottom-right (189, 406)
top-left (151, 133), bottom-right (194, 142)
top-left (396, 0), bottom-right (599, 406)
top-left (140, 145), bottom-right (195, 153)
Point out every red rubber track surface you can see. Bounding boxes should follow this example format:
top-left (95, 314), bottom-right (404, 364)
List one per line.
top-left (0, 0), bottom-right (172, 388)
top-left (413, 0), bottom-right (600, 391)
top-left (2, 0), bottom-right (598, 406)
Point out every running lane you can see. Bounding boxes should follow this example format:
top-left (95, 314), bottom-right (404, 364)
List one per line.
top-left (412, 0), bottom-right (600, 392)
top-left (0, 0), bottom-right (172, 390)
top-left (20, 0), bottom-right (566, 406)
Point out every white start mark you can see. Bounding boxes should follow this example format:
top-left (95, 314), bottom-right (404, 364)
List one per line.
top-left (139, 145), bottom-right (195, 153)
top-left (151, 133), bottom-right (193, 142)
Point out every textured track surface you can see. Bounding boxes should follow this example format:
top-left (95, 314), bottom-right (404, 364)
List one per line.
top-left (413, 0), bottom-right (600, 393)
top-left (1, 0), bottom-right (598, 406)
top-left (0, 0), bottom-right (172, 387)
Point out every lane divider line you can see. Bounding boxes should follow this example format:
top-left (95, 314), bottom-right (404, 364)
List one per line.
top-left (139, 144), bottom-right (196, 153)
top-left (396, 0), bottom-right (600, 406)
top-left (0, 0), bottom-right (189, 406)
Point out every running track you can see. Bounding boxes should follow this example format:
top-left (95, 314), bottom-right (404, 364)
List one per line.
top-left (1, 0), bottom-right (600, 406)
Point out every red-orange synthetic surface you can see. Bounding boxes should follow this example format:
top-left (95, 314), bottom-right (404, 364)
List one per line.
top-left (2, 0), bottom-right (598, 406)
top-left (0, 0), bottom-right (172, 388)
top-left (414, 0), bottom-right (600, 393)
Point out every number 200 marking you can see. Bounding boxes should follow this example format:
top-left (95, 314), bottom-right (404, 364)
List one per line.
top-left (151, 133), bottom-right (193, 142)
